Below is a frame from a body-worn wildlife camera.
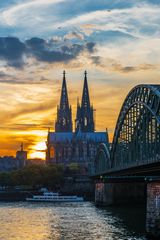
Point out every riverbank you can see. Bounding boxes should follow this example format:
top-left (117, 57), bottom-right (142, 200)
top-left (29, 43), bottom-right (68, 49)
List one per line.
top-left (0, 175), bottom-right (95, 201)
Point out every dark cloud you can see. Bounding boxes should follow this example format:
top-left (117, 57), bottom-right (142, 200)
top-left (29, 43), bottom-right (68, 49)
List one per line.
top-left (120, 66), bottom-right (136, 73)
top-left (0, 71), bottom-right (11, 78)
top-left (86, 42), bottom-right (96, 52)
top-left (0, 37), bottom-right (96, 68)
top-left (26, 37), bottom-right (46, 50)
top-left (0, 37), bottom-right (26, 67)
top-left (112, 63), bottom-right (157, 73)
top-left (91, 56), bottom-right (102, 65)
top-left (32, 49), bottom-right (73, 63)
top-left (61, 44), bottom-right (84, 55)
top-left (25, 37), bottom-right (73, 63)
top-left (40, 76), bottom-right (49, 81)
top-left (90, 55), bottom-right (157, 73)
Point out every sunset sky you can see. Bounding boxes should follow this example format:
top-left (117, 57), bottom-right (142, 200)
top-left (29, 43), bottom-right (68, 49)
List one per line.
top-left (0, 0), bottom-right (160, 159)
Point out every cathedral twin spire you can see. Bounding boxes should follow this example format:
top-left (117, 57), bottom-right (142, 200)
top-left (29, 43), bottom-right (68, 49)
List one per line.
top-left (55, 71), bottom-right (72, 132)
top-left (55, 71), bottom-right (95, 133)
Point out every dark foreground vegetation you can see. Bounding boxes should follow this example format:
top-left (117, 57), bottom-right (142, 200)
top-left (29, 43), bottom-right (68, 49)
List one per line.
top-left (0, 163), bottom-right (93, 201)
top-left (0, 164), bottom-right (65, 189)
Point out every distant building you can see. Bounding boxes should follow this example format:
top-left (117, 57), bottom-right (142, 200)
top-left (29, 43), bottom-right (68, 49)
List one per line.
top-left (46, 71), bottom-right (109, 173)
top-left (16, 143), bottom-right (27, 168)
top-left (0, 143), bottom-right (27, 172)
top-left (0, 156), bottom-right (18, 172)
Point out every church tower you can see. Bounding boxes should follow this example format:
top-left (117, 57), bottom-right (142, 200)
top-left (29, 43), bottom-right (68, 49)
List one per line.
top-left (75, 71), bottom-right (95, 132)
top-left (55, 71), bottom-right (72, 132)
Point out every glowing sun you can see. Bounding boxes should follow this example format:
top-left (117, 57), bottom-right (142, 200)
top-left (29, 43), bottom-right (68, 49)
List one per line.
top-left (29, 141), bottom-right (46, 160)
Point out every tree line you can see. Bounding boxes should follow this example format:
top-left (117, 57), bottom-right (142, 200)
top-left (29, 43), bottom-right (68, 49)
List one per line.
top-left (0, 164), bottom-right (64, 189)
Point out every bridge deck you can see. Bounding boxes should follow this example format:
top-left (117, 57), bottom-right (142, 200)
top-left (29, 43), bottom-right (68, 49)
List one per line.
top-left (91, 162), bottom-right (160, 179)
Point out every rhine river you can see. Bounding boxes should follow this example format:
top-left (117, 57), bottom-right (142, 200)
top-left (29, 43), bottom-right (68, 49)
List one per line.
top-left (0, 202), bottom-right (147, 240)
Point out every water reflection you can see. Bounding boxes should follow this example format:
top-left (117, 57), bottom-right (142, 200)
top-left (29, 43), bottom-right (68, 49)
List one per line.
top-left (0, 202), bottom-right (147, 240)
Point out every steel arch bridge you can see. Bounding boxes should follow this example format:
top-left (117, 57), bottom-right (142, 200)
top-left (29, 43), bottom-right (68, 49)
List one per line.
top-left (94, 143), bottom-right (110, 175)
top-left (94, 84), bottom-right (160, 176)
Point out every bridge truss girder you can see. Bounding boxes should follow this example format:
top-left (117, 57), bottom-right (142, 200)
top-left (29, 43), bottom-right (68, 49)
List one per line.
top-left (111, 84), bottom-right (160, 172)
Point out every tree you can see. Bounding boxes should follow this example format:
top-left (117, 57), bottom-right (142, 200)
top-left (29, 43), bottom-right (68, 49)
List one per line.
top-left (0, 164), bottom-right (64, 189)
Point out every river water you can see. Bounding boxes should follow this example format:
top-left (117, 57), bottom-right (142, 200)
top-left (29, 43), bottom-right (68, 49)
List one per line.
top-left (0, 202), bottom-right (147, 240)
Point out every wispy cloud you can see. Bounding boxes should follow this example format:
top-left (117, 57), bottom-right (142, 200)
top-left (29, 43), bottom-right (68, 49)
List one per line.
top-left (0, 0), bottom-right (159, 41)
top-left (2, 0), bottom-right (65, 26)
top-left (58, 4), bottom-right (160, 40)
top-left (64, 31), bottom-right (84, 40)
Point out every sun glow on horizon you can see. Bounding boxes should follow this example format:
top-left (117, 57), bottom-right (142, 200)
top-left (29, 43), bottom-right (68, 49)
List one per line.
top-left (29, 141), bottom-right (46, 160)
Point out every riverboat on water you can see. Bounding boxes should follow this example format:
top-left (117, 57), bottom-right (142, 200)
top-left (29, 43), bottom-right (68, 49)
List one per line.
top-left (26, 191), bottom-right (84, 202)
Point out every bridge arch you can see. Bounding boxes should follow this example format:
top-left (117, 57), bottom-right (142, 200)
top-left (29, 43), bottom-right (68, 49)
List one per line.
top-left (95, 143), bottom-right (110, 174)
top-left (111, 84), bottom-right (160, 171)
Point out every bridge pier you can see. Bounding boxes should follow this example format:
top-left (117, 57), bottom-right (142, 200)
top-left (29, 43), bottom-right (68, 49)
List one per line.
top-left (146, 182), bottom-right (160, 239)
top-left (95, 180), bottom-right (160, 238)
top-left (95, 182), bottom-right (114, 206)
top-left (95, 181), bottom-right (145, 206)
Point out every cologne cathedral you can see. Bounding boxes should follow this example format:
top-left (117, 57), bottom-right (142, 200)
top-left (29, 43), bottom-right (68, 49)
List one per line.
top-left (46, 71), bottom-right (108, 172)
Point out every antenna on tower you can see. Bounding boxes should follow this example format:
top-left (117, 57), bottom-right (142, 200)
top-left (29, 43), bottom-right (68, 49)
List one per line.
top-left (21, 142), bottom-right (23, 151)
top-left (93, 108), bottom-right (96, 131)
top-left (63, 70), bottom-right (66, 78)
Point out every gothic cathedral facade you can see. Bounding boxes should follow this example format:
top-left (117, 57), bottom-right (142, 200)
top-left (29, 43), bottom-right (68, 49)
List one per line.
top-left (46, 71), bottom-right (108, 173)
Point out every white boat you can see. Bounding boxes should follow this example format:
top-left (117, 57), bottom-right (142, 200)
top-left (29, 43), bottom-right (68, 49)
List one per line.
top-left (26, 191), bottom-right (84, 202)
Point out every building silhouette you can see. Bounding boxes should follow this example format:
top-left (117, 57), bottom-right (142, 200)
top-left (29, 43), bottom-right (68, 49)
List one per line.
top-left (46, 71), bottom-right (108, 173)
top-left (0, 143), bottom-right (27, 172)
top-left (55, 71), bottom-right (72, 132)
top-left (16, 142), bottom-right (27, 168)
top-left (75, 71), bottom-right (94, 132)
